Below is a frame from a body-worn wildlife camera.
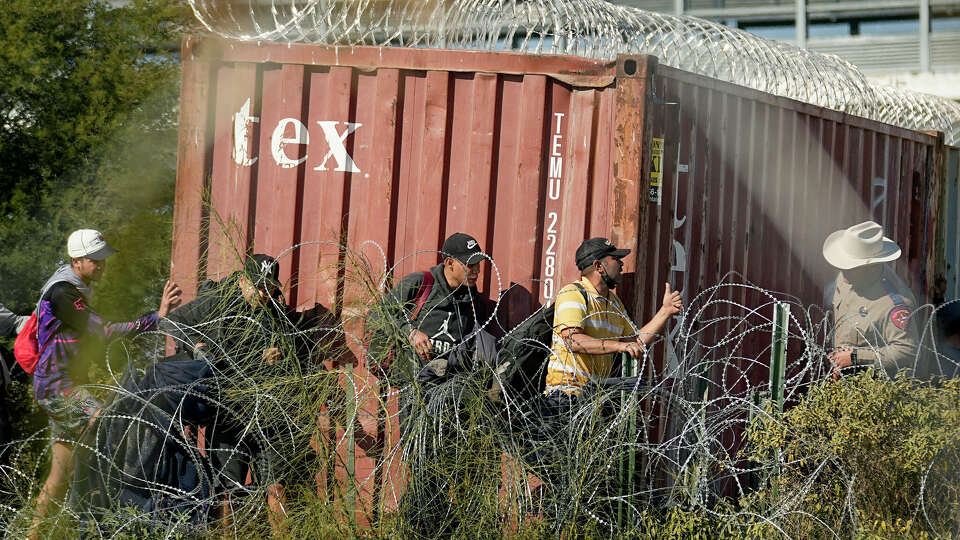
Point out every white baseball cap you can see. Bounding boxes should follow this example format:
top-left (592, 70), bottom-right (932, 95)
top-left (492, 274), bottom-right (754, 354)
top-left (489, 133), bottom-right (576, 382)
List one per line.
top-left (67, 229), bottom-right (117, 260)
top-left (822, 221), bottom-right (901, 270)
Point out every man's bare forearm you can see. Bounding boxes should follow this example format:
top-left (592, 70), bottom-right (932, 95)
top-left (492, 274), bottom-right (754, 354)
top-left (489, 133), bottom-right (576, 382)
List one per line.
top-left (562, 330), bottom-right (629, 355)
top-left (636, 308), bottom-right (673, 347)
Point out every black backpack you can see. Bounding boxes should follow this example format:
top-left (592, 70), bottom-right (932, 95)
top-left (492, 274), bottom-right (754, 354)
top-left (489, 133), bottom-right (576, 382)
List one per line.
top-left (493, 282), bottom-right (588, 405)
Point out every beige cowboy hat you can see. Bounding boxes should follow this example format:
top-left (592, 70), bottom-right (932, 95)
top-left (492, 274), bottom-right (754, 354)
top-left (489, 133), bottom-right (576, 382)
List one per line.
top-left (822, 220), bottom-right (901, 270)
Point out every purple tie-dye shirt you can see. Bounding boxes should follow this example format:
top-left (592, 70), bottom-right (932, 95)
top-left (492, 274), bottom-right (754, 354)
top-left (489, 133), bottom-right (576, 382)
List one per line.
top-left (33, 281), bottom-right (158, 401)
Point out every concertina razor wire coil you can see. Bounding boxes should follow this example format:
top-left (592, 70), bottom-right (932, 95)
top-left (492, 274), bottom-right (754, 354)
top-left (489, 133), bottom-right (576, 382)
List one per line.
top-left (6, 240), bottom-right (960, 537)
top-left (186, 0), bottom-right (960, 146)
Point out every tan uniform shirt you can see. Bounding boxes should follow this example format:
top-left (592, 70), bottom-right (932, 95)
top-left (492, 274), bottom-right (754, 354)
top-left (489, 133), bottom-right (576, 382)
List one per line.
top-left (829, 264), bottom-right (923, 377)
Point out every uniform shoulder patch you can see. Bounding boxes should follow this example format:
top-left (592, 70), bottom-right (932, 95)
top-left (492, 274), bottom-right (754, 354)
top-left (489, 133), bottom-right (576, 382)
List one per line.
top-left (889, 306), bottom-right (911, 330)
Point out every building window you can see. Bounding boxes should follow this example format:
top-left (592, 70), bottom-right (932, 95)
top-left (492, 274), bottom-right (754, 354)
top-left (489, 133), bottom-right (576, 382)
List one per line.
top-left (859, 18), bottom-right (920, 35)
top-left (741, 24), bottom-right (795, 41)
top-left (809, 22), bottom-right (851, 38)
top-left (932, 16), bottom-right (960, 32)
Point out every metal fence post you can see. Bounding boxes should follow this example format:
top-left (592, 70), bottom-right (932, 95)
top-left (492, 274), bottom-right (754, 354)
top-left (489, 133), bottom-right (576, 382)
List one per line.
top-left (769, 302), bottom-right (789, 499)
top-left (770, 302), bottom-right (789, 413)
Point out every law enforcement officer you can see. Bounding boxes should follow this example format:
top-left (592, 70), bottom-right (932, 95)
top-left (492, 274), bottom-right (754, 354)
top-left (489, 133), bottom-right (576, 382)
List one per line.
top-left (823, 221), bottom-right (924, 379)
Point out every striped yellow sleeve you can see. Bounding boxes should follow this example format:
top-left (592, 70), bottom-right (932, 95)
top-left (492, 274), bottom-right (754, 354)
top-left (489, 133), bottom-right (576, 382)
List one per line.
top-left (553, 284), bottom-right (588, 332)
top-left (617, 298), bottom-right (634, 337)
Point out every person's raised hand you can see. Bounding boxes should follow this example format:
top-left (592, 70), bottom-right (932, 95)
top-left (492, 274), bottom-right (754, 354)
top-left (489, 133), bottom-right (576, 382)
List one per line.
top-left (660, 283), bottom-right (683, 317)
top-left (158, 280), bottom-right (182, 318)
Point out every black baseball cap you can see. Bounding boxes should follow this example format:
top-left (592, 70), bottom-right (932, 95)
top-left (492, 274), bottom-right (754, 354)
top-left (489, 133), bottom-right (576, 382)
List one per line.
top-left (575, 237), bottom-right (631, 270)
top-left (243, 254), bottom-right (281, 288)
top-left (441, 232), bottom-right (485, 265)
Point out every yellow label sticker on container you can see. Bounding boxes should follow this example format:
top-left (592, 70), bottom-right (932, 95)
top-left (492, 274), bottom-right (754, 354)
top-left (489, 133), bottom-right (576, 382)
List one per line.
top-left (649, 137), bottom-right (664, 205)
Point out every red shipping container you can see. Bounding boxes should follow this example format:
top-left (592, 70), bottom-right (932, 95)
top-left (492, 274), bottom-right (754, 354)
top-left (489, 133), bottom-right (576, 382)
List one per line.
top-left (172, 36), bottom-right (950, 511)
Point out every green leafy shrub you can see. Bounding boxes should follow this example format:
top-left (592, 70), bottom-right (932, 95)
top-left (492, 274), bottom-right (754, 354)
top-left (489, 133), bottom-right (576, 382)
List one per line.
top-left (744, 371), bottom-right (960, 538)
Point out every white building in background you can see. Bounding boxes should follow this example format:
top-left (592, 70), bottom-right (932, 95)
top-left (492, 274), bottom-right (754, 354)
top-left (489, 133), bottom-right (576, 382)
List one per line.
top-left (615, 0), bottom-right (960, 99)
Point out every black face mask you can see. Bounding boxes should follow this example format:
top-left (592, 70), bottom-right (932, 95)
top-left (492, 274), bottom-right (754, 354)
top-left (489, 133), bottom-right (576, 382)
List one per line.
top-left (599, 262), bottom-right (618, 290)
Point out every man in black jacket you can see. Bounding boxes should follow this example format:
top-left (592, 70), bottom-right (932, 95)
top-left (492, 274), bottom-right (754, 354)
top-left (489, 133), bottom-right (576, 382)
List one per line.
top-left (370, 232), bottom-right (491, 380)
top-left (160, 254), bottom-right (336, 530)
top-left (75, 254), bottom-right (340, 530)
top-left (369, 232), bottom-right (497, 538)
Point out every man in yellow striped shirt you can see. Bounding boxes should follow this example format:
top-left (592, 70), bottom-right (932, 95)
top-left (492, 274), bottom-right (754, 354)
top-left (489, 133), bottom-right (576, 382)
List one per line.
top-left (527, 238), bottom-right (681, 514)
top-left (545, 237), bottom-right (682, 397)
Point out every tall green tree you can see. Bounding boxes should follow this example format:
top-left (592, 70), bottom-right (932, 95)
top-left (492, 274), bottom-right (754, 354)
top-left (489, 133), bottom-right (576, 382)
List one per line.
top-left (0, 0), bottom-right (194, 318)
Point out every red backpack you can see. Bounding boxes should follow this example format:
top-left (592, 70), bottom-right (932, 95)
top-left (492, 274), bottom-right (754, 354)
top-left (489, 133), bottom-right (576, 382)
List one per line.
top-left (13, 312), bottom-right (47, 375)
